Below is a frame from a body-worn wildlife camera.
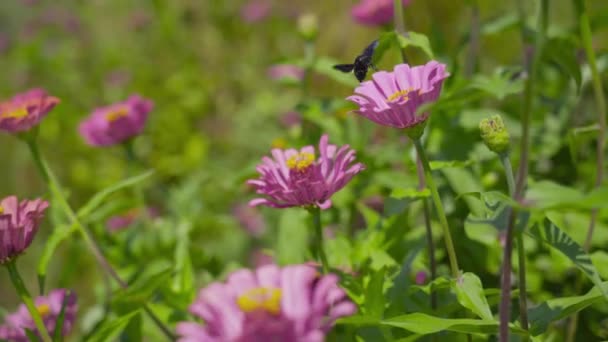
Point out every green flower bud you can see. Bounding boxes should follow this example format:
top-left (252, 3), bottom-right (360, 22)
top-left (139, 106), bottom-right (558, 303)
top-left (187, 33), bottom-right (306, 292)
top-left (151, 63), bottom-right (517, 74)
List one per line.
top-left (479, 115), bottom-right (510, 154)
top-left (298, 13), bottom-right (318, 42)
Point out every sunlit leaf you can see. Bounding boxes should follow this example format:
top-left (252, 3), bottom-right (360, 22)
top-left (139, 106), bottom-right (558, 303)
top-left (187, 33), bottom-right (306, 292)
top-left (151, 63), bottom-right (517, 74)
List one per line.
top-left (453, 273), bottom-right (494, 321)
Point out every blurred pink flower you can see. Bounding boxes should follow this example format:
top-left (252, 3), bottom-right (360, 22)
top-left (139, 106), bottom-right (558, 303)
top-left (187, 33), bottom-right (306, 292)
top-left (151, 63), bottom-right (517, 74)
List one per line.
top-left (240, 0), bottom-right (272, 23)
top-left (0, 289), bottom-right (77, 342)
top-left (233, 203), bottom-right (266, 237)
top-left (248, 134), bottom-right (364, 210)
top-left (267, 64), bottom-right (305, 82)
top-left (415, 271), bottom-right (427, 285)
top-left (279, 111), bottom-right (302, 129)
top-left (251, 249), bottom-right (274, 267)
top-left (0, 89), bottom-right (60, 133)
top-left (79, 95), bottom-right (153, 147)
top-left (106, 207), bottom-right (160, 232)
top-left (347, 61), bottom-right (448, 129)
top-left (176, 264), bottom-right (356, 341)
top-left (0, 196), bottom-right (48, 264)
top-left (351, 0), bottom-right (411, 26)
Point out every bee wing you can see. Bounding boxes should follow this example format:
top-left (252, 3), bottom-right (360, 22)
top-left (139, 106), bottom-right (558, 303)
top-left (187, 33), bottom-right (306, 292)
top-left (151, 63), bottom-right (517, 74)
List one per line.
top-left (362, 39), bottom-right (379, 58)
top-left (333, 64), bottom-right (355, 73)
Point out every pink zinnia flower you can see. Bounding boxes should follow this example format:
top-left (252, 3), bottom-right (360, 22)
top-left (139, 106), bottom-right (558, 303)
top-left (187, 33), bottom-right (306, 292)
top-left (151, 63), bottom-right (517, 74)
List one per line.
top-left (240, 0), bottom-right (271, 23)
top-left (0, 89), bottom-right (60, 133)
top-left (415, 271), bottom-right (428, 285)
top-left (0, 196), bottom-right (49, 264)
top-left (351, 0), bottom-right (411, 26)
top-left (176, 264), bottom-right (356, 341)
top-left (233, 204), bottom-right (266, 237)
top-left (267, 64), bottom-right (305, 82)
top-left (247, 134), bottom-right (364, 210)
top-left (78, 95), bottom-right (153, 147)
top-left (347, 61), bottom-right (449, 129)
top-left (0, 289), bottom-right (77, 342)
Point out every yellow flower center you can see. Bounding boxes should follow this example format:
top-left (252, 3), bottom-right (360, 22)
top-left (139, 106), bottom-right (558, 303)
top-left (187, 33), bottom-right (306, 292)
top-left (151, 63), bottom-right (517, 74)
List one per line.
top-left (1, 107), bottom-right (29, 119)
top-left (105, 107), bottom-right (129, 122)
top-left (0, 205), bottom-right (4, 214)
top-left (236, 287), bottom-right (282, 315)
top-left (286, 152), bottom-right (315, 172)
top-left (36, 304), bottom-right (51, 318)
top-left (387, 88), bottom-right (416, 102)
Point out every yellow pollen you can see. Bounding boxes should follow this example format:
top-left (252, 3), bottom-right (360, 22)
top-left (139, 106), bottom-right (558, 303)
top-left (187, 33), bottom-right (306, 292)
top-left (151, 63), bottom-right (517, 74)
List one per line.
top-left (1, 107), bottom-right (29, 119)
top-left (0, 205), bottom-right (4, 214)
top-left (286, 152), bottom-right (315, 172)
top-left (36, 304), bottom-right (51, 318)
top-left (105, 107), bottom-right (129, 122)
top-left (236, 287), bottom-right (282, 315)
top-left (387, 88), bottom-right (416, 102)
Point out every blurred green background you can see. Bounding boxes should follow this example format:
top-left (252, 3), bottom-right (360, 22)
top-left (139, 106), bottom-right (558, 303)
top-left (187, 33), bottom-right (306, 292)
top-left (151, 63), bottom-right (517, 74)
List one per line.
top-left (2, 0), bottom-right (608, 340)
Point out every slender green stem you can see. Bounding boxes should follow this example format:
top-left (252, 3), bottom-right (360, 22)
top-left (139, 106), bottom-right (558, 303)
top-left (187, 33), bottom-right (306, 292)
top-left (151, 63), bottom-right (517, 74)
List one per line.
top-left (465, 0), bottom-right (480, 78)
top-left (311, 207), bottom-right (329, 273)
top-left (567, 0), bottom-right (607, 340)
top-left (393, 0), bottom-right (408, 62)
top-left (6, 261), bottom-right (52, 342)
top-left (412, 139), bottom-right (459, 278)
top-left (499, 152), bottom-right (529, 335)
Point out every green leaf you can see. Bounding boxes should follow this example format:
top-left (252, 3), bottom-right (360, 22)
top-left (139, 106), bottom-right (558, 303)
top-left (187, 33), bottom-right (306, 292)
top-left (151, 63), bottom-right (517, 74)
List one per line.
top-left (381, 313), bottom-right (527, 335)
top-left (311, 56), bottom-right (359, 87)
top-left (470, 70), bottom-right (524, 100)
top-left (453, 273), bottom-right (494, 321)
top-left (397, 32), bottom-right (435, 59)
top-left (113, 266), bottom-right (173, 305)
top-left (365, 268), bottom-right (386, 319)
top-left (390, 188), bottom-right (430, 199)
top-left (373, 31), bottom-right (398, 66)
top-left (527, 282), bottom-right (608, 336)
top-left (277, 209), bottom-right (309, 264)
top-left (86, 310), bottom-right (140, 342)
top-left (37, 223), bottom-right (77, 293)
top-left (77, 170), bottom-right (155, 218)
top-left (429, 160), bottom-right (473, 170)
top-left (480, 13), bottom-right (520, 35)
top-left (528, 218), bottom-right (607, 298)
top-left (172, 220), bottom-right (194, 295)
top-left (542, 36), bottom-right (582, 91)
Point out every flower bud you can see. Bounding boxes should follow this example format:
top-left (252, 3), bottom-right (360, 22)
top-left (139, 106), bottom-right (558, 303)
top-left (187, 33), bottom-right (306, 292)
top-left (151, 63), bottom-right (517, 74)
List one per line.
top-left (479, 115), bottom-right (510, 154)
top-left (297, 13), bottom-right (318, 41)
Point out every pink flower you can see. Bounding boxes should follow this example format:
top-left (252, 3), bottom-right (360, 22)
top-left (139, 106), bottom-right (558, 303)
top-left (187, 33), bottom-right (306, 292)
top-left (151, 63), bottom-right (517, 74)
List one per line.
top-left (347, 61), bottom-right (449, 129)
top-left (176, 264), bottom-right (356, 341)
top-left (79, 95), bottom-right (153, 147)
top-left (0, 196), bottom-right (49, 264)
top-left (0, 289), bottom-right (77, 342)
top-left (247, 134), bottom-right (364, 210)
top-left (240, 0), bottom-right (271, 23)
top-left (233, 204), bottom-right (266, 237)
top-left (0, 89), bottom-right (60, 133)
top-left (351, 0), bottom-right (411, 26)
top-left (415, 271), bottom-right (428, 285)
top-left (267, 64), bottom-right (305, 82)
top-left (279, 111), bottom-right (302, 129)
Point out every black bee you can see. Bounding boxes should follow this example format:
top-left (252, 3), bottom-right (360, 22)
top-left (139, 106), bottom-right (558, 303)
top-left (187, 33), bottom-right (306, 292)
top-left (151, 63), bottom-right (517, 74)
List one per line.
top-left (333, 40), bottom-right (379, 82)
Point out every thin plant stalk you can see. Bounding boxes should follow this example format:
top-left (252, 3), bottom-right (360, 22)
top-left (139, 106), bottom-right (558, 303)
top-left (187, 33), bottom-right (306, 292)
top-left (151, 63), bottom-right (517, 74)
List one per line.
top-left (567, 0), bottom-right (607, 339)
top-left (499, 152), bottom-right (529, 335)
top-left (412, 138), bottom-right (460, 278)
top-left (465, 0), bottom-right (480, 78)
top-left (393, 0), bottom-right (408, 62)
top-left (25, 139), bottom-right (176, 341)
top-left (6, 260), bottom-right (53, 342)
top-left (311, 207), bottom-right (329, 273)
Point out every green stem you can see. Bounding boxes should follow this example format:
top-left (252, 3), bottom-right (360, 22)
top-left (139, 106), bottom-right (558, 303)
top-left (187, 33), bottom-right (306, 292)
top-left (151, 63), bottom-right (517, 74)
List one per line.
top-left (499, 152), bottom-right (529, 335)
top-left (6, 261), bottom-right (52, 342)
top-left (393, 0), bottom-right (409, 62)
top-left (311, 207), bottom-right (329, 273)
top-left (567, 0), bottom-right (607, 340)
top-left (412, 139), bottom-right (459, 278)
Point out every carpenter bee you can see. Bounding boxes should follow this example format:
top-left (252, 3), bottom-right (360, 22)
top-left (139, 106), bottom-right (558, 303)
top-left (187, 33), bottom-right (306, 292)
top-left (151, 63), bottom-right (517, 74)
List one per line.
top-left (333, 39), bottom-right (379, 82)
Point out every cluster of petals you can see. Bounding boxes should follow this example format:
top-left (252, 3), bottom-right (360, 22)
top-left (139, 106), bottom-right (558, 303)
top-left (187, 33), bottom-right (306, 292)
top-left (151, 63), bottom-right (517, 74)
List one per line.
top-left (248, 134), bottom-right (364, 210)
top-left (351, 0), bottom-right (411, 26)
top-left (0, 289), bottom-right (77, 342)
top-left (78, 94), bottom-right (153, 147)
top-left (347, 61), bottom-right (449, 129)
top-left (176, 264), bottom-right (356, 341)
top-left (0, 88), bottom-right (59, 133)
top-left (0, 196), bottom-right (49, 264)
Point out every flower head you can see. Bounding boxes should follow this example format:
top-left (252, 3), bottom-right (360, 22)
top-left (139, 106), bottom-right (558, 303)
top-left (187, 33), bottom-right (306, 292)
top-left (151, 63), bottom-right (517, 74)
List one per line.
top-left (0, 89), bottom-right (60, 133)
top-left (240, 0), bottom-right (271, 23)
top-left (78, 94), bottom-right (153, 147)
top-left (0, 196), bottom-right (49, 264)
top-left (347, 61), bottom-right (449, 134)
top-left (233, 204), bottom-right (266, 237)
top-left (0, 289), bottom-right (77, 342)
top-left (351, 0), bottom-right (411, 26)
top-left (247, 134), bottom-right (364, 210)
top-left (267, 64), bottom-right (305, 82)
top-left (479, 114), bottom-right (510, 154)
top-left (176, 264), bottom-right (356, 341)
